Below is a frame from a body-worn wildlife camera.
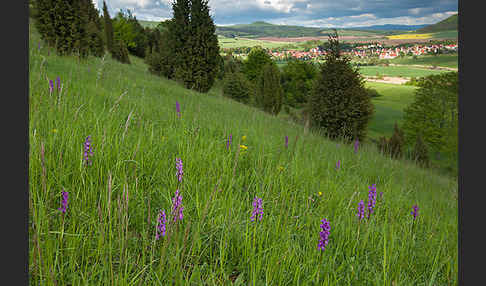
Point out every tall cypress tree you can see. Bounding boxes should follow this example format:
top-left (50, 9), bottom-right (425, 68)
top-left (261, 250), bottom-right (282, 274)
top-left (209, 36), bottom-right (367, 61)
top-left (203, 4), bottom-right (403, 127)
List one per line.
top-left (170, 0), bottom-right (192, 83)
top-left (147, 0), bottom-right (220, 92)
top-left (187, 0), bottom-right (220, 92)
top-left (103, 1), bottom-right (114, 53)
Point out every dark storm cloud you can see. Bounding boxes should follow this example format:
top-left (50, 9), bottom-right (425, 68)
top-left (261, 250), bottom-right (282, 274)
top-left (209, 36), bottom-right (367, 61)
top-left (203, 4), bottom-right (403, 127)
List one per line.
top-left (93, 0), bottom-right (458, 27)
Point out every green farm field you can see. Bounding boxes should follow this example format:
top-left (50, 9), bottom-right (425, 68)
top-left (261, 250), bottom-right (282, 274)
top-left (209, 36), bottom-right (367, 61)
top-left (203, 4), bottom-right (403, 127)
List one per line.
top-left (218, 35), bottom-right (301, 50)
top-left (29, 20), bottom-right (457, 285)
top-left (358, 65), bottom-right (446, 78)
top-left (389, 54), bottom-right (458, 69)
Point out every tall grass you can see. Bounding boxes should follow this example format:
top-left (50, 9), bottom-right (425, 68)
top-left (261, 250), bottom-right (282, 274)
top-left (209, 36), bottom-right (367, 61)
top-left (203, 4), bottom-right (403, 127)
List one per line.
top-left (29, 21), bottom-right (457, 285)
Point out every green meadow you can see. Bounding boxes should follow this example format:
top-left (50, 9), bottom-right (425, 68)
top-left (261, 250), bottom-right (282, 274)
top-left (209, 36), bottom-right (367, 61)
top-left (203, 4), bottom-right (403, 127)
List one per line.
top-left (365, 82), bottom-right (417, 139)
top-left (358, 65), bottom-right (447, 78)
top-left (29, 21), bottom-right (457, 285)
top-left (389, 54), bottom-right (458, 69)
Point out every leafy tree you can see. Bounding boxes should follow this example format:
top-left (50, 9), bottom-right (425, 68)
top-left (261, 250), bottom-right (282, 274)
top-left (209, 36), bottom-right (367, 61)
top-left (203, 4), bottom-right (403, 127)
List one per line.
top-left (402, 72), bottom-right (458, 160)
top-left (242, 46), bottom-right (273, 83)
top-left (308, 30), bottom-right (374, 142)
top-left (256, 63), bottom-right (284, 115)
top-left (223, 72), bottom-right (254, 104)
top-left (281, 59), bottom-right (318, 107)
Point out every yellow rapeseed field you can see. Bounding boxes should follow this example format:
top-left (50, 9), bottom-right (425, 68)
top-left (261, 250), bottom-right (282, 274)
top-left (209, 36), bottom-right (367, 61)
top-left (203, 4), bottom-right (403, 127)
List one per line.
top-left (386, 33), bottom-right (433, 40)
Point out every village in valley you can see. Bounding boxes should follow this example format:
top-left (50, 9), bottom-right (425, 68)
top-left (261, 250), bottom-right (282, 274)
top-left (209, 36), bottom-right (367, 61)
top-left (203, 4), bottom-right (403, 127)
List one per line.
top-left (225, 40), bottom-right (458, 62)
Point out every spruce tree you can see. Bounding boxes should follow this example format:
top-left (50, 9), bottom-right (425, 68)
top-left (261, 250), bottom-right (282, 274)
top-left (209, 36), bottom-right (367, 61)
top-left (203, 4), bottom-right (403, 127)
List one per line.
top-left (53, 0), bottom-right (76, 55)
top-left (308, 30), bottom-right (374, 142)
top-left (33, 0), bottom-right (57, 47)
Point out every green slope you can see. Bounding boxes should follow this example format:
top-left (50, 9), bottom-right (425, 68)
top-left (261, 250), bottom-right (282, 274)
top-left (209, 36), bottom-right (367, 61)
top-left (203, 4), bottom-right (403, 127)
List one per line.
top-left (416, 14), bottom-right (458, 33)
top-left (29, 20), bottom-right (457, 285)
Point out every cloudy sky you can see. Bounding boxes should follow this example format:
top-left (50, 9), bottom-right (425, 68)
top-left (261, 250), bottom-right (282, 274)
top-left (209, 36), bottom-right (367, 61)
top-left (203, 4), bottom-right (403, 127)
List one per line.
top-left (94, 0), bottom-right (458, 28)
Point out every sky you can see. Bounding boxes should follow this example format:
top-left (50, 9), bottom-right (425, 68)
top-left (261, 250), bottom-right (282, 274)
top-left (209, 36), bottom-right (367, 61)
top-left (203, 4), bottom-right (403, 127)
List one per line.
top-left (94, 0), bottom-right (458, 28)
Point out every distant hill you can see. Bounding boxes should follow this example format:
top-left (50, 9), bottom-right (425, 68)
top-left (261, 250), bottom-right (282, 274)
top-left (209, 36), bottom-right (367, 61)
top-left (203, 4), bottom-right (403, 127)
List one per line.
top-left (138, 19), bottom-right (449, 39)
top-left (214, 21), bottom-right (398, 38)
top-left (416, 14), bottom-right (458, 33)
top-left (216, 21), bottom-right (325, 38)
top-left (343, 24), bottom-right (428, 31)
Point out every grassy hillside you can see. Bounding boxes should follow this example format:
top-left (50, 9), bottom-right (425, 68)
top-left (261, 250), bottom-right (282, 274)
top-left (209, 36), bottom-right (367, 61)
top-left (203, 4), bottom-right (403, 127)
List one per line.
top-left (138, 20), bottom-right (161, 29)
top-left (416, 14), bottom-right (458, 34)
top-left (29, 21), bottom-right (457, 285)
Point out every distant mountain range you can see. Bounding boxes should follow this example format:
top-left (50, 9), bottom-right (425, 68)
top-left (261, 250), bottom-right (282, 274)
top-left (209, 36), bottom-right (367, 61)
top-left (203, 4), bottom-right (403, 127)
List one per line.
top-left (215, 21), bottom-right (397, 38)
top-left (139, 14), bottom-right (458, 39)
top-left (342, 24), bottom-right (428, 31)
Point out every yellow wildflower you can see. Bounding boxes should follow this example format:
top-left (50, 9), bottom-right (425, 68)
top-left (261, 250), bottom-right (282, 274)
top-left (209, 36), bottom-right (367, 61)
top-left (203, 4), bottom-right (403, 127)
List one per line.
top-left (242, 135), bottom-right (247, 141)
top-left (52, 129), bottom-right (58, 133)
top-left (318, 192), bottom-right (322, 196)
top-left (240, 144), bottom-right (248, 150)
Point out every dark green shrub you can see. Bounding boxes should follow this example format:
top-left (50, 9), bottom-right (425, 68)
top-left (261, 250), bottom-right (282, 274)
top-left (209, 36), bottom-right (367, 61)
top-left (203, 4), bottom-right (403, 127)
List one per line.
top-left (256, 63), bottom-right (284, 115)
top-left (378, 123), bottom-right (405, 159)
top-left (111, 39), bottom-right (131, 64)
top-left (411, 133), bottom-right (430, 167)
top-left (365, 87), bottom-right (382, 98)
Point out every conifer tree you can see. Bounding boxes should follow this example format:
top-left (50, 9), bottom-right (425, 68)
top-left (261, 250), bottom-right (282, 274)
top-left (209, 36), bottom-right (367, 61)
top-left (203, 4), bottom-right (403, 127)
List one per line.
top-left (186, 0), bottom-right (221, 92)
top-left (170, 0), bottom-right (192, 82)
top-left (33, 0), bottom-right (104, 58)
top-left (308, 30), bottom-right (374, 142)
top-left (103, 1), bottom-right (114, 53)
top-left (33, 0), bottom-right (57, 47)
